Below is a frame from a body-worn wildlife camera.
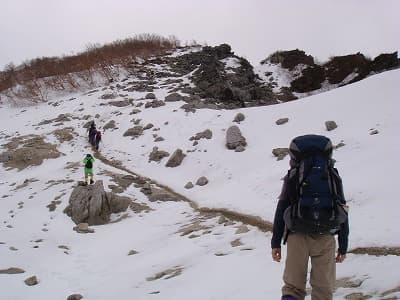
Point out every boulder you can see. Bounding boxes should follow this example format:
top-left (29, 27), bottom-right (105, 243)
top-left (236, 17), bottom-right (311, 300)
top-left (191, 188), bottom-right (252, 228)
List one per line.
top-left (64, 180), bottom-right (132, 225)
top-left (24, 276), bottom-right (38, 286)
top-left (165, 149), bottom-right (186, 167)
top-left (103, 120), bottom-right (116, 130)
top-left (196, 176), bottom-right (209, 186)
top-left (325, 120), bottom-right (338, 131)
top-left (275, 118), bottom-right (289, 125)
top-left (123, 126), bottom-right (143, 138)
top-left (226, 126), bottom-right (247, 150)
top-left (165, 92), bottom-right (184, 102)
top-left (272, 148), bottom-right (289, 160)
top-left (67, 294), bottom-right (83, 300)
top-left (0, 267), bottom-right (25, 274)
top-left (370, 52), bottom-right (399, 72)
top-left (145, 93), bottom-right (156, 99)
top-left (184, 182), bottom-right (194, 189)
top-left (190, 129), bottom-right (213, 141)
top-left (233, 113), bottom-right (245, 123)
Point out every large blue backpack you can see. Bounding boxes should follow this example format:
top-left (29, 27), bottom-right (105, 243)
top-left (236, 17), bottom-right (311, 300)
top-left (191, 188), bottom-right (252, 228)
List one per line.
top-left (283, 135), bottom-right (347, 234)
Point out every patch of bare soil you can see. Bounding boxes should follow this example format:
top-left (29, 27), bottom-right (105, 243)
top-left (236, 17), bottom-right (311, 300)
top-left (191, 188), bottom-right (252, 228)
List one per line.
top-left (52, 127), bottom-right (75, 143)
top-left (0, 135), bottom-right (61, 170)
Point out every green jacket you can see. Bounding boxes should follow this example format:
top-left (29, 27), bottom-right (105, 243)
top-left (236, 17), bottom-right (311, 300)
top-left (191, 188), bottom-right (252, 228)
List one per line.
top-left (83, 156), bottom-right (95, 174)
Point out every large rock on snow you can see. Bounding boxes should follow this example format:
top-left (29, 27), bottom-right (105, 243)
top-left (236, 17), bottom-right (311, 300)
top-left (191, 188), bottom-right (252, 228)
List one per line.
top-left (226, 126), bottom-right (247, 150)
top-left (165, 149), bottom-right (186, 167)
top-left (64, 180), bottom-right (131, 225)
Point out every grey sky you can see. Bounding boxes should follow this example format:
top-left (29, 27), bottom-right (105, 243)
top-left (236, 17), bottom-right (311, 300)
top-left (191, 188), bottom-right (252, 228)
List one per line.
top-left (1, 0), bottom-right (399, 70)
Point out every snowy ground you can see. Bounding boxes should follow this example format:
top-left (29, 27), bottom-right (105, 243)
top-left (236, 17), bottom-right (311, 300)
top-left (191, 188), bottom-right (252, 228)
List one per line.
top-left (0, 66), bottom-right (399, 299)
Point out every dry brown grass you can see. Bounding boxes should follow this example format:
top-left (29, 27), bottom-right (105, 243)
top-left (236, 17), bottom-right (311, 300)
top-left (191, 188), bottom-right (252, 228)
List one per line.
top-left (0, 34), bottom-right (179, 101)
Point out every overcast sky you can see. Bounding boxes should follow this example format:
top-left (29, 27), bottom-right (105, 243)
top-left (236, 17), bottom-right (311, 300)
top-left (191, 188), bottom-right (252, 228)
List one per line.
top-left (1, 0), bottom-right (399, 70)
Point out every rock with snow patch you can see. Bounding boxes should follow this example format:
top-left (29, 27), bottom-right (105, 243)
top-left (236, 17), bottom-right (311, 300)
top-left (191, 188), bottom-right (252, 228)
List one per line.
top-left (143, 123), bottom-right (154, 130)
top-left (233, 113), bottom-right (245, 123)
top-left (325, 120), bottom-right (338, 131)
top-left (100, 93), bottom-right (117, 100)
top-left (145, 100), bottom-right (165, 108)
top-left (73, 223), bottom-right (95, 234)
top-left (108, 100), bottom-right (132, 107)
top-left (226, 125), bottom-right (247, 150)
top-left (196, 176), bottom-right (209, 186)
top-left (149, 147), bottom-right (170, 162)
top-left (165, 149), bottom-right (186, 167)
top-left (266, 49), bottom-right (315, 70)
top-left (235, 145), bottom-right (246, 152)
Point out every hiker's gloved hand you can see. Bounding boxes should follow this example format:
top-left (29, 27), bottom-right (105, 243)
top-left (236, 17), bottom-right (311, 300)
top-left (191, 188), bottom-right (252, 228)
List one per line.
top-left (336, 253), bottom-right (346, 263)
top-left (272, 248), bottom-right (281, 262)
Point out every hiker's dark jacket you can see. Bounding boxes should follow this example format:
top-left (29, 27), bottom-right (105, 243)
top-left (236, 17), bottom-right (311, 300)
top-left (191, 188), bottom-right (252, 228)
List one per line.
top-left (271, 171), bottom-right (350, 255)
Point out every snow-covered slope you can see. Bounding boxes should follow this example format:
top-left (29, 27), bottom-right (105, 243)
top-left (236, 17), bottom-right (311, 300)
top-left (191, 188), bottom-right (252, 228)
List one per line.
top-left (0, 66), bottom-right (399, 299)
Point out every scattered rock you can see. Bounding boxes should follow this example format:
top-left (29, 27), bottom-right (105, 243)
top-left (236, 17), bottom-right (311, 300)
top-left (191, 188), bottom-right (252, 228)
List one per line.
top-left (24, 276), bottom-right (38, 286)
top-left (272, 148), bottom-right (289, 160)
top-left (146, 266), bottom-right (183, 281)
top-left (325, 120), bottom-right (338, 131)
top-left (149, 147), bottom-right (170, 162)
top-left (344, 292), bottom-right (372, 300)
top-left (130, 109), bottom-right (141, 115)
top-left (369, 129), bottom-right (379, 135)
top-left (144, 100), bottom-right (165, 108)
top-left (128, 249), bottom-right (139, 256)
top-left (184, 182), bottom-right (194, 189)
top-left (123, 126), bottom-right (144, 138)
top-left (0, 267), bottom-right (25, 274)
top-left (108, 100), bottom-right (131, 107)
top-left (231, 239), bottom-right (243, 247)
top-left (154, 136), bottom-right (165, 142)
top-left (275, 118), bottom-right (289, 125)
top-left (100, 93), bottom-right (117, 100)
top-left (103, 120), bottom-right (116, 130)
top-left (143, 123), bottom-right (154, 130)
top-left (235, 145), bottom-right (246, 152)
top-left (52, 127), bottom-right (74, 143)
top-left (165, 149), bottom-right (186, 167)
top-left (233, 113), bottom-right (245, 123)
top-left (67, 294), bottom-right (83, 300)
top-left (196, 176), bottom-right (209, 186)
top-left (145, 93), bottom-right (156, 99)
top-left (73, 223), bottom-right (95, 234)
top-left (190, 129), bottom-right (213, 141)
top-left (165, 92), bottom-right (184, 102)
top-left (226, 125), bottom-right (247, 150)
top-left (235, 225), bottom-right (250, 234)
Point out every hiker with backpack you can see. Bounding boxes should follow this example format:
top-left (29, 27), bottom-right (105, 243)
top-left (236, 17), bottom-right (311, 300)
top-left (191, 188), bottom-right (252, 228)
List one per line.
top-left (83, 153), bottom-right (95, 185)
top-left (88, 122), bottom-right (97, 146)
top-left (94, 130), bottom-right (102, 150)
top-left (271, 135), bottom-right (349, 300)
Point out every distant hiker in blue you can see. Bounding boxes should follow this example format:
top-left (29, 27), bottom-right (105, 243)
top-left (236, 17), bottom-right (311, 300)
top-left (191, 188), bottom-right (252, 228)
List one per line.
top-left (94, 130), bottom-right (102, 150)
top-left (271, 135), bottom-right (349, 300)
top-left (83, 154), bottom-right (95, 185)
top-left (88, 121), bottom-right (97, 146)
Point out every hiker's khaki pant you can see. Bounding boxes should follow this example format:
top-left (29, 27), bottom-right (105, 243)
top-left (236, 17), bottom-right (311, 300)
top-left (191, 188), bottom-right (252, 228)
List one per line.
top-left (282, 233), bottom-right (336, 300)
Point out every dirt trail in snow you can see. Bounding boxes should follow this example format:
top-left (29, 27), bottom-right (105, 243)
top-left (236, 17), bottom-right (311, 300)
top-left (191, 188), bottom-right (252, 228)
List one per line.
top-left (93, 151), bottom-right (273, 232)
top-left (93, 151), bottom-right (400, 257)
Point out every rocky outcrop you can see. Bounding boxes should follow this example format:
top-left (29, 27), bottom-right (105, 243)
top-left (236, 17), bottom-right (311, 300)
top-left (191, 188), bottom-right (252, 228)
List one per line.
top-left (190, 129), bottom-right (212, 141)
top-left (226, 126), bottom-right (247, 150)
top-left (64, 180), bottom-right (131, 225)
top-left (169, 44), bottom-right (276, 108)
top-left (290, 65), bottom-right (325, 93)
top-left (123, 126), bottom-right (143, 138)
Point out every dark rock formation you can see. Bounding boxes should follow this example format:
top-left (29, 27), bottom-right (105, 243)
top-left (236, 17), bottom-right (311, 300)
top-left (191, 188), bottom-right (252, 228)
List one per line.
top-left (266, 49), bottom-right (314, 70)
top-left (324, 53), bottom-right (371, 84)
top-left (291, 65), bottom-right (325, 93)
top-left (165, 149), bottom-right (186, 167)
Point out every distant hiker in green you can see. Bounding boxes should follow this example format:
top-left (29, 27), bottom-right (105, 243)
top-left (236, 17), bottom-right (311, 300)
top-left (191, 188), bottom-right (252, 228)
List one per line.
top-left (83, 154), bottom-right (95, 185)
